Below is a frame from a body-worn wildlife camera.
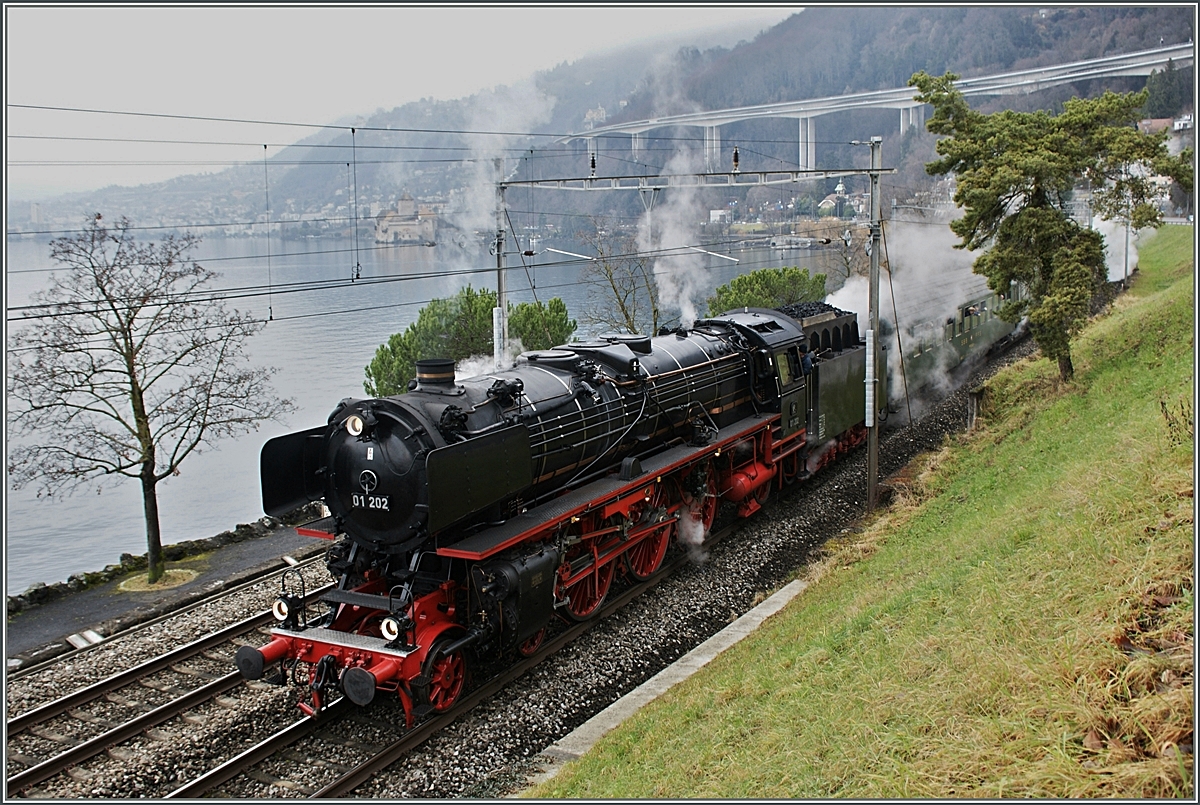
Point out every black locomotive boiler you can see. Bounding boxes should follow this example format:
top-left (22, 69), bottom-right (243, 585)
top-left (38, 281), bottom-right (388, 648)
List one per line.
top-left (237, 304), bottom-right (882, 721)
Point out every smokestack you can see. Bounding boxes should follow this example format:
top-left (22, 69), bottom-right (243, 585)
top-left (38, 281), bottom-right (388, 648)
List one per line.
top-left (415, 358), bottom-right (456, 388)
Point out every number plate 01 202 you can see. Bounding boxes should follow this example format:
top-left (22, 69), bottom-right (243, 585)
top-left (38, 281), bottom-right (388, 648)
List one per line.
top-left (351, 493), bottom-right (390, 511)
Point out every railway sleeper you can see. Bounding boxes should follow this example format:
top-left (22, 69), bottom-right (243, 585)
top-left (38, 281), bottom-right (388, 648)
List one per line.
top-left (281, 748), bottom-right (355, 773)
top-left (27, 726), bottom-right (81, 745)
top-left (146, 727), bottom-right (180, 742)
top-left (7, 751), bottom-right (40, 768)
top-left (170, 663), bottom-right (227, 680)
top-left (67, 708), bottom-right (122, 729)
top-left (137, 677), bottom-right (189, 695)
top-left (245, 769), bottom-right (313, 794)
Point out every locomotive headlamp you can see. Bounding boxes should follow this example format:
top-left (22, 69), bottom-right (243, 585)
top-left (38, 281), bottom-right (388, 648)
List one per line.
top-left (272, 596), bottom-right (290, 622)
top-left (381, 616), bottom-right (402, 641)
top-left (345, 415), bottom-right (365, 436)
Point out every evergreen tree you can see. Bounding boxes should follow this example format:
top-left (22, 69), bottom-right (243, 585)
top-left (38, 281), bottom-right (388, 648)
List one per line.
top-left (1144, 60), bottom-right (1187, 118)
top-left (910, 72), bottom-right (1193, 380)
top-left (364, 287), bottom-right (577, 397)
top-left (707, 267), bottom-right (827, 316)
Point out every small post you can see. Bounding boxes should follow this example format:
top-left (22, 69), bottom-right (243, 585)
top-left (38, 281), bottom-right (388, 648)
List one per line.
top-left (967, 387), bottom-right (984, 432)
top-left (1123, 187), bottom-right (1131, 288)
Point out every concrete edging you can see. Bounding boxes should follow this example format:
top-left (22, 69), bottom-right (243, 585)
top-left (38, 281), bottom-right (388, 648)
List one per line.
top-left (519, 576), bottom-right (809, 792)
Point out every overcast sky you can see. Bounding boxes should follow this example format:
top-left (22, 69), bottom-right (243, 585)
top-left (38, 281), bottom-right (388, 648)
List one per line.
top-left (6, 5), bottom-right (803, 199)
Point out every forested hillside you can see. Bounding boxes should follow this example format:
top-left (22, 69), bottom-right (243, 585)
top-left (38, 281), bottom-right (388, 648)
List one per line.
top-left (618, 6), bottom-right (1193, 117)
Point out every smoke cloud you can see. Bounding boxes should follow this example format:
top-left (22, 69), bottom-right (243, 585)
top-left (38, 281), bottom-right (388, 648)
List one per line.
top-left (626, 48), bottom-right (716, 330)
top-left (454, 338), bottom-right (529, 380)
top-left (453, 80), bottom-right (556, 238)
top-left (677, 506), bottom-right (709, 564)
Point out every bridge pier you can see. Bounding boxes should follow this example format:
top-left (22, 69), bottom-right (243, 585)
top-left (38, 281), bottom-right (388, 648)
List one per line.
top-left (705, 126), bottom-right (721, 172)
top-left (631, 131), bottom-right (641, 159)
top-left (900, 105), bottom-right (925, 134)
top-left (798, 117), bottom-right (816, 171)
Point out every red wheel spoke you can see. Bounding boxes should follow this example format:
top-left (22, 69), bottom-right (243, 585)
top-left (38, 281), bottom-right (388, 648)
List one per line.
top-left (518, 628), bottom-right (545, 657)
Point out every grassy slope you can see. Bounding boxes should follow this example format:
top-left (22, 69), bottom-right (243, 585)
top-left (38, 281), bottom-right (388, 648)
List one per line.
top-left (530, 225), bottom-right (1195, 799)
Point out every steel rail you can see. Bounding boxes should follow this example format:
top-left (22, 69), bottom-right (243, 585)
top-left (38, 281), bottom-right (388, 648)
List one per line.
top-left (7, 672), bottom-right (245, 794)
top-left (8, 552), bottom-right (327, 681)
top-left (5, 582), bottom-right (333, 735)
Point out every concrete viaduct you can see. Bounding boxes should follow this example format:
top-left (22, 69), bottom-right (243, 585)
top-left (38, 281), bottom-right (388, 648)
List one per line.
top-left (563, 43), bottom-right (1194, 171)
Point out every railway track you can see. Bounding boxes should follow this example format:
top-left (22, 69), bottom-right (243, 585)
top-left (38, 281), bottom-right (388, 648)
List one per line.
top-left (4, 568), bottom-right (332, 796)
top-left (6, 532), bottom-right (700, 799)
top-left (162, 528), bottom-right (721, 799)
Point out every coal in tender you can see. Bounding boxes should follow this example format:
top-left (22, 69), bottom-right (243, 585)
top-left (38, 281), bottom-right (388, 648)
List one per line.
top-left (777, 301), bottom-right (851, 320)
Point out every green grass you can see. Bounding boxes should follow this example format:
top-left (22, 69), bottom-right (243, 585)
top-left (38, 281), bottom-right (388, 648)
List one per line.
top-left (528, 226), bottom-right (1194, 799)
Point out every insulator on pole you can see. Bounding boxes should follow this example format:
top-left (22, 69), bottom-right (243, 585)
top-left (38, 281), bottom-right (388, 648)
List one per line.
top-left (732, 146), bottom-right (740, 172)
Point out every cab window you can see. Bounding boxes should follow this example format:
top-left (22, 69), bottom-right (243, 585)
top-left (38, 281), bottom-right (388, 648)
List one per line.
top-left (776, 347), bottom-right (802, 387)
top-left (776, 350), bottom-right (792, 386)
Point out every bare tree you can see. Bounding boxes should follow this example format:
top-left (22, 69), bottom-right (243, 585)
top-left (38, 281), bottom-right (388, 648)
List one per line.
top-left (807, 219), bottom-right (872, 283)
top-left (7, 215), bottom-right (294, 583)
top-left (576, 217), bottom-right (669, 335)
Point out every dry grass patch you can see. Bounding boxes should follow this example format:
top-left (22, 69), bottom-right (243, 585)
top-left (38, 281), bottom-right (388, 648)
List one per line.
top-left (117, 568), bottom-right (198, 592)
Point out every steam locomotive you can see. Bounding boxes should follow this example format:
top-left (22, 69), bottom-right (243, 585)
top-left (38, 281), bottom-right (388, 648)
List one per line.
top-left (235, 303), bottom-right (883, 722)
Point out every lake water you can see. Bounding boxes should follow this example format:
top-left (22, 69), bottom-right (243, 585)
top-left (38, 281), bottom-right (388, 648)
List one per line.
top-left (5, 231), bottom-right (820, 593)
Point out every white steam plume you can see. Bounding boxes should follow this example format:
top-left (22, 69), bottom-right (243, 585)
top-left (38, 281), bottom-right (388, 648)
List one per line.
top-left (631, 48), bottom-right (711, 330)
top-left (639, 149), bottom-right (709, 328)
top-left (455, 338), bottom-right (528, 380)
top-left (677, 506), bottom-right (709, 564)
top-left (449, 79), bottom-right (557, 245)
top-left (826, 216), bottom-right (990, 410)
top-left (1091, 216), bottom-right (1140, 282)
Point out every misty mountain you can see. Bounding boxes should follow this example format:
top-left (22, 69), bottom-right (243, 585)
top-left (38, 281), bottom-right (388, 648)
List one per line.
top-left (9, 6), bottom-right (1193, 233)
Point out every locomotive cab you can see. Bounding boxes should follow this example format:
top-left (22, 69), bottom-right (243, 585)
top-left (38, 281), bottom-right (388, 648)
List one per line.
top-left (705, 307), bottom-right (810, 414)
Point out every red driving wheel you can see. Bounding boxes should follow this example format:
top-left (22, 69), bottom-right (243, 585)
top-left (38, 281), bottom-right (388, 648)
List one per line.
top-left (517, 628), bottom-right (546, 657)
top-left (624, 487), bottom-right (673, 581)
top-left (423, 640), bottom-right (466, 713)
top-left (558, 552), bottom-right (616, 621)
